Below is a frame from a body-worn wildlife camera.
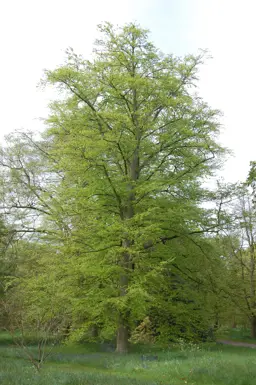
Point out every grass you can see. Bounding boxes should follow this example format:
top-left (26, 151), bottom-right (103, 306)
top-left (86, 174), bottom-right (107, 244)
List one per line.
top-left (1, 332), bottom-right (256, 384)
top-left (216, 326), bottom-right (256, 343)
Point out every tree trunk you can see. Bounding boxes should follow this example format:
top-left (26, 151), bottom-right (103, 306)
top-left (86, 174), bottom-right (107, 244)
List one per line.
top-left (214, 316), bottom-right (219, 331)
top-left (116, 76), bottom-right (140, 353)
top-left (63, 323), bottom-right (71, 338)
top-left (251, 316), bottom-right (256, 338)
top-left (231, 314), bottom-right (236, 329)
top-left (116, 322), bottom-right (129, 353)
top-left (116, 247), bottom-right (130, 353)
top-left (90, 324), bottom-right (98, 339)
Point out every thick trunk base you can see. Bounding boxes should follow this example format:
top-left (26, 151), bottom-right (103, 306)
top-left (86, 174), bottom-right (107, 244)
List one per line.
top-left (116, 324), bottom-right (129, 353)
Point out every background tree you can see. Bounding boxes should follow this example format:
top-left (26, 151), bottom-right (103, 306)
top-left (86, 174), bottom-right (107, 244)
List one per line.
top-left (210, 184), bottom-right (256, 337)
top-left (0, 218), bottom-right (16, 329)
top-left (1, 239), bottom-right (71, 372)
top-left (232, 189), bottom-right (256, 336)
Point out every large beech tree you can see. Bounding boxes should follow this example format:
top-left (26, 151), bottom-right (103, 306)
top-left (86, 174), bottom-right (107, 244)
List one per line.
top-left (41, 23), bottom-right (225, 352)
top-left (0, 23), bottom-right (225, 352)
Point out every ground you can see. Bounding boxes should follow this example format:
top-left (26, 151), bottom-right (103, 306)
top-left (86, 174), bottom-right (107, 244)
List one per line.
top-left (1, 332), bottom-right (256, 385)
top-left (218, 339), bottom-right (256, 348)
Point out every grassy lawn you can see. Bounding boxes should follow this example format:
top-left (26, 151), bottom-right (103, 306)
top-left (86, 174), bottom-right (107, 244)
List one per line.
top-left (1, 332), bottom-right (256, 385)
top-left (216, 326), bottom-right (256, 343)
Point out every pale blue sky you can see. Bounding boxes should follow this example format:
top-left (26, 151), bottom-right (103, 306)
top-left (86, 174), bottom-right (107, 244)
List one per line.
top-left (1, 0), bottom-right (255, 182)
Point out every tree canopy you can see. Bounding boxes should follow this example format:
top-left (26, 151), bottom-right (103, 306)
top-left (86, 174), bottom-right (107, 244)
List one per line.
top-left (0, 22), bottom-right (238, 352)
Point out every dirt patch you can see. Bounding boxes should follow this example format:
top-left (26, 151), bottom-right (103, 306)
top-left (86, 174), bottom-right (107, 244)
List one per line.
top-left (217, 340), bottom-right (256, 348)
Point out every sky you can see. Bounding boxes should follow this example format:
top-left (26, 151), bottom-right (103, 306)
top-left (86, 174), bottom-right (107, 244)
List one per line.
top-left (0, 0), bottom-right (255, 183)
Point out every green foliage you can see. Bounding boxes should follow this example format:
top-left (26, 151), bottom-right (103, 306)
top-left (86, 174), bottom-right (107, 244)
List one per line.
top-left (0, 23), bottom-right (227, 349)
top-left (42, 22), bottom-right (225, 344)
top-left (215, 186), bottom-right (256, 335)
top-left (0, 218), bottom-right (15, 328)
